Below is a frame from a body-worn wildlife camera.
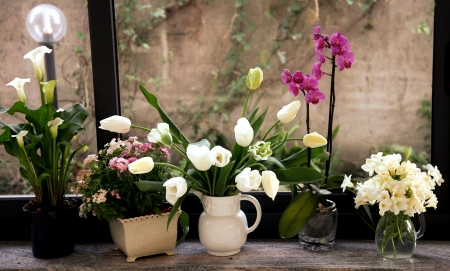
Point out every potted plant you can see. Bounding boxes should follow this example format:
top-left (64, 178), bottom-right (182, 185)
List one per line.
top-left (99, 67), bottom-right (331, 256)
top-left (1, 46), bottom-right (89, 258)
top-left (73, 136), bottom-right (188, 262)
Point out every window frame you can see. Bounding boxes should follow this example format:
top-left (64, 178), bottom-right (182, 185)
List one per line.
top-left (1, 0), bottom-right (449, 241)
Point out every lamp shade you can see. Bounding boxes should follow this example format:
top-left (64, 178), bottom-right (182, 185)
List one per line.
top-left (26, 4), bottom-right (67, 44)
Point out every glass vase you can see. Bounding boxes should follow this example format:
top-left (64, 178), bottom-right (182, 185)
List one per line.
top-left (298, 200), bottom-right (337, 251)
top-left (375, 211), bottom-right (425, 259)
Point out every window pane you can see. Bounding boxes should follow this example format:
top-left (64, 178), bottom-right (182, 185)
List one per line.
top-left (114, 0), bottom-right (433, 185)
top-left (0, 1), bottom-right (96, 195)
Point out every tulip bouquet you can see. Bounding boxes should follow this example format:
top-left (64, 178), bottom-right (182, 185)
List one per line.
top-left (99, 67), bottom-right (329, 231)
top-left (0, 46), bottom-right (88, 211)
top-left (73, 136), bottom-right (172, 221)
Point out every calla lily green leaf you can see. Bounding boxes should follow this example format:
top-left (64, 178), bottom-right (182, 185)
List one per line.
top-left (139, 85), bottom-right (189, 148)
top-left (272, 167), bottom-right (325, 185)
top-left (278, 189), bottom-right (321, 238)
top-left (134, 180), bottom-right (165, 191)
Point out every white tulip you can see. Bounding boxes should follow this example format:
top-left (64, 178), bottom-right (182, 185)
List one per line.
top-left (235, 168), bottom-right (261, 192)
top-left (6, 78), bottom-right (30, 104)
top-left (23, 46), bottom-right (52, 82)
top-left (147, 122), bottom-right (172, 146)
top-left (11, 130), bottom-right (29, 148)
top-left (163, 177), bottom-right (188, 205)
top-left (47, 117), bottom-right (64, 140)
top-left (303, 132), bottom-right (327, 148)
top-left (186, 144), bottom-right (212, 171)
top-left (128, 157), bottom-right (154, 174)
top-left (99, 115), bottom-right (131, 134)
top-left (262, 170), bottom-right (279, 200)
top-left (209, 146), bottom-right (232, 167)
top-left (234, 117), bottom-right (253, 147)
top-left (277, 101), bottom-right (301, 124)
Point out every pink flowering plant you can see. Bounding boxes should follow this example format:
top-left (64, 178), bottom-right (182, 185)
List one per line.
top-left (277, 26), bottom-right (361, 238)
top-left (73, 136), bottom-right (171, 222)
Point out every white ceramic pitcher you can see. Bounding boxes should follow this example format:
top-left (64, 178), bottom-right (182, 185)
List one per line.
top-left (198, 194), bottom-right (262, 256)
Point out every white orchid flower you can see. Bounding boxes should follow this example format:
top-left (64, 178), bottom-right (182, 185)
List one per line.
top-left (99, 115), bottom-right (131, 134)
top-left (6, 78), bottom-right (30, 104)
top-left (23, 46), bottom-right (52, 82)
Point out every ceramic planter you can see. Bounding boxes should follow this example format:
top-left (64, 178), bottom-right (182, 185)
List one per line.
top-left (109, 210), bottom-right (180, 262)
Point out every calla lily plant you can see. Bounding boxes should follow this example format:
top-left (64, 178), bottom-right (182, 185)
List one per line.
top-left (0, 46), bottom-right (89, 210)
top-left (100, 66), bottom-right (332, 235)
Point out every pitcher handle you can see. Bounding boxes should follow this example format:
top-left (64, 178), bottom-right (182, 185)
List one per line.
top-left (416, 212), bottom-right (426, 239)
top-left (239, 194), bottom-right (262, 234)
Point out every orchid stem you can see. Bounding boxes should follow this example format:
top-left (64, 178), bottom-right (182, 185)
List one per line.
top-left (324, 55), bottom-right (336, 184)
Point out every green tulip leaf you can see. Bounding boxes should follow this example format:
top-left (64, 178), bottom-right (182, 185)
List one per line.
top-left (248, 107), bottom-right (260, 122)
top-left (139, 85), bottom-right (190, 148)
top-left (281, 147), bottom-right (325, 168)
top-left (215, 161), bottom-right (235, 196)
top-left (272, 167), bottom-right (325, 185)
top-left (176, 211), bottom-right (190, 246)
top-left (278, 190), bottom-right (321, 238)
top-left (251, 107), bottom-right (267, 135)
top-left (167, 188), bottom-right (189, 229)
top-left (135, 180), bottom-right (165, 191)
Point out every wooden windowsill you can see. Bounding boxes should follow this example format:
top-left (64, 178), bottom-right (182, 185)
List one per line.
top-left (1, 239), bottom-right (449, 270)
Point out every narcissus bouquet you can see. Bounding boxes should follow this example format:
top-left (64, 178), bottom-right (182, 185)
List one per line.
top-left (0, 46), bottom-right (88, 211)
top-left (99, 67), bottom-right (329, 229)
top-left (344, 152), bottom-right (444, 216)
top-left (73, 136), bottom-right (171, 221)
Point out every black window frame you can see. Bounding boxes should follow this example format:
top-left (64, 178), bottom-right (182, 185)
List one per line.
top-left (1, 0), bottom-right (449, 241)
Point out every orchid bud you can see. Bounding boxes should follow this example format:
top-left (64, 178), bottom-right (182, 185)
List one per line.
top-left (147, 123), bottom-right (172, 147)
top-left (6, 78), bottom-right (30, 104)
top-left (234, 118), bottom-right (253, 147)
top-left (163, 177), bottom-right (188, 205)
top-left (186, 144), bottom-right (212, 171)
top-left (277, 101), bottom-right (301, 124)
top-left (262, 170), bottom-right (279, 200)
top-left (303, 132), bottom-right (327, 148)
top-left (128, 157), bottom-right (154, 174)
top-left (23, 46), bottom-right (52, 82)
top-left (99, 115), bottom-right (131, 134)
top-left (246, 67), bottom-right (263, 90)
top-left (11, 131), bottom-right (29, 148)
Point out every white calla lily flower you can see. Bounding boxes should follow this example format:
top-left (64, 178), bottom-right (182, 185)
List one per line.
top-left (6, 78), bottom-right (30, 104)
top-left (11, 130), bottom-right (29, 148)
top-left (47, 117), bottom-right (64, 140)
top-left (23, 46), bottom-right (52, 81)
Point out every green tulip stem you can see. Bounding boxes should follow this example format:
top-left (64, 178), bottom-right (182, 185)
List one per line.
top-left (212, 166), bottom-right (217, 196)
top-left (248, 163), bottom-right (267, 171)
top-left (205, 172), bottom-right (212, 195)
top-left (285, 138), bottom-right (303, 141)
top-left (131, 124), bottom-right (151, 132)
top-left (262, 120), bottom-right (280, 141)
top-left (235, 153), bottom-right (252, 170)
top-left (153, 162), bottom-right (203, 188)
top-left (241, 89), bottom-right (252, 118)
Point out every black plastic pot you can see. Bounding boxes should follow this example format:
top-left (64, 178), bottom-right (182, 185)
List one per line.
top-left (27, 204), bottom-right (78, 259)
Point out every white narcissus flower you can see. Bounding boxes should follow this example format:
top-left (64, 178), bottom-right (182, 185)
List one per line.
top-left (163, 177), bottom-right (188, 205)
top-left (234, 117), bottom-right (254, 147)
top-left (235, 168), bottom-right (261, 192)
top-left (6, 78), bottom-right (30, 104)
top-left (303, 132), bottom-right (327, 148)
top-left (186, 144), bottom-right (212, 171)
top-left (48, 117), bottom-right (64, 140)
top-left (341, 174), bottom-right (354, 192)
top-left (277, 101), bottom-right (301, 124)
top-left (99, 115), bottom-right (131, 134)
top-left (246, 67), bottom-right (263, 90)
top-left (23, 46), bottom-right (52, 81)
top-left (147, 122), bottom-right (172, 146)
top-left (11, 130), bottom-right (29, 148)
top-left (128, 157), bottom-right (154, 174)
top-left (41, 80), bottom-right (57, 105)
top-left (262, 170), bottom-right (279, 200)
top-left (209, 146), bottom-right (232, 167)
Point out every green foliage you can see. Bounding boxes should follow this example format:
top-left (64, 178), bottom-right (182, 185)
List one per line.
top-left (74, 137), bottom-right (170, 221)
top-left (346, 0), bottom-right (377, 12)
top-left (413, 20), bottom-right (431, 35)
